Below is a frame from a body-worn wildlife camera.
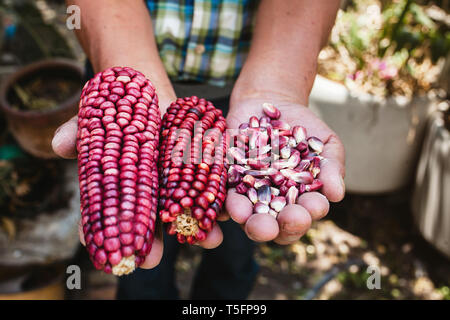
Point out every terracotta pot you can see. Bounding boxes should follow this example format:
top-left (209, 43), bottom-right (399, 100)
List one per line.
top-left (309, 75), bottom-right (435, 194)
top-left (0, 59), bottom-right (82, 158)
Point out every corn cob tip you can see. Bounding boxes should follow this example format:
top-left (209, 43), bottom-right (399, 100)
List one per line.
top-left (112, 255), bottom-right (136, 276)
top-left (175, 209), bottom-right (199, 237)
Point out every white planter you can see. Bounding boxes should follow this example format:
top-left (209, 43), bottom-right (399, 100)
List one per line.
top-left (412, 111), bottom-right (450, 258)
top-left (309, 75), bottom-right (435, 194)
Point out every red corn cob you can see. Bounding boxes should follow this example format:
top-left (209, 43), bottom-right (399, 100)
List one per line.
top-left (77, 67), bottom-right (160, 276)
top-left (159, 96), bottom-right (227, 244)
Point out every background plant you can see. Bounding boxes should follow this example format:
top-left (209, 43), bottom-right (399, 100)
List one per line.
top-left (318, 0), bottom-right (450, 98)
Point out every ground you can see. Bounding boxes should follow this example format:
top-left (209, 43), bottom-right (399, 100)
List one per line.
top-left (66, 188), bottom-right (450, 300)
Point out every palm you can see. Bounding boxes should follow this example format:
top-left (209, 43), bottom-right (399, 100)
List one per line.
top-left (227, 98), bottom-right (336, 143)
top-left (225, 97), bottom-right (345, 244)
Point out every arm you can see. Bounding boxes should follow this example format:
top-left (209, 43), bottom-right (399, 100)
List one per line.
top-left (226, 0), bottom-right (345, 244)
top-left (55, 0), bottom-right (223, 268)
top-left (53, 0), bottom-right (177, 159)
top-left (231, 0), bottom-right (340, 105)
top-left (70, 0), bottom-right (176, 109)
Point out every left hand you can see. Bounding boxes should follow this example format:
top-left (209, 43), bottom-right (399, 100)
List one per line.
top-left (223, 95), bottom-right (346, 245)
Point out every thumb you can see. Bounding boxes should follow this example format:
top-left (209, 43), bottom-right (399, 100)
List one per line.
top-left (52, 116), bottom-right (78, 159)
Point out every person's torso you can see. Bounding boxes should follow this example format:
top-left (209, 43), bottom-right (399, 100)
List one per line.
top-left (146, 0), bottom-right (258, 86)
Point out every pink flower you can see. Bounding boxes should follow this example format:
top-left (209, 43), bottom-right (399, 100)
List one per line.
top-left (379, 65), bottom-right (398, 80)
top-left (348, 70), bottom-right (363, 81)
top-left (368, 58), bottom-right (398, 80)
top-left (369, 58), bottom-right (381, 70)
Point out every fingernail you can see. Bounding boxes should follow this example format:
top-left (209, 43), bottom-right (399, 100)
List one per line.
top-left (52, 124), bottom-right (66, 149)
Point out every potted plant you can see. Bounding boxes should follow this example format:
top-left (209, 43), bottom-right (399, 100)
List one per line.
top-left (309, 0), bottom-right (449, 193)
top-left (0, 59), bottom-right (82, 158)
top-left (0, 0), bottom-right (82, 159)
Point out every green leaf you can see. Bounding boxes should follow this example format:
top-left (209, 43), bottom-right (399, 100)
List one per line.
top-left (394, 26), bottom-right (423, 51)
top-left (430, 34), bottom-right (449, 62)
top-left (349, 19), bottom-right (366, 55)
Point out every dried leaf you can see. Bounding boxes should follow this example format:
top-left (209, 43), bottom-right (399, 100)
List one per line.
top-left (1, 216), bottom-right (16, 239)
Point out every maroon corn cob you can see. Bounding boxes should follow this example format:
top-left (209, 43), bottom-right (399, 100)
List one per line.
top-left (159, 96), bottom-right (227, 244)
top-left (77, 67), bottom-right (160, 275)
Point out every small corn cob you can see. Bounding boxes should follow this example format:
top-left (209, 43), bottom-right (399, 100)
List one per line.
top-left (77, 67), bottom-right (160, 275)
top-left (159, 96), bottom-right (227, 244)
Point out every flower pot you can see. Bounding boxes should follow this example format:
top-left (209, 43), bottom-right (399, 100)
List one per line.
top-left (309, 75), bottom-right (435, 194)
top-left (412, 111), bottom-right (450, 259)
top-left (0, 59), bottom-right (82, 158)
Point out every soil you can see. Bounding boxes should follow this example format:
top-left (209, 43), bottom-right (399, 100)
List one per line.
top-left (0, 158), bottom-right (70, 220)
top-left (0, 117), bottom-right (70, 221)
top-left (8, 71), bottom-right (80, 112)
top-left (66, 189), bottom-right (450, 300)
top-left (0, 262), bottom-right (65, 294)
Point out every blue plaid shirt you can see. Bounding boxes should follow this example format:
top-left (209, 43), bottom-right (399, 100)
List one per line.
top-left (146, 0), bottom-right (258, 86)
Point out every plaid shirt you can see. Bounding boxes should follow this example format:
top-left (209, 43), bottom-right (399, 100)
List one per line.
top-left (146, 0), bottom-right (258, 86)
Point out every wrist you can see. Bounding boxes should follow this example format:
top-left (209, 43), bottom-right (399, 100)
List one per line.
top-left (231, 71), bottom-right (311, 107)
top-left (230, 82), bottom-right (309, 109)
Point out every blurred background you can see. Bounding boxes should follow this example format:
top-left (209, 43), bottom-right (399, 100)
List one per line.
top-left (0, 0), bottom-right (448, 300)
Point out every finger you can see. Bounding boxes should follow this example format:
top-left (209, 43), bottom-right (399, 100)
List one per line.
top-left (319, 158), bottom-right (345, 202)
top-left (320, 134), bottom-right (345, 202)
top-left (140, 236), bottom-right (164, 269)
top-left (78, 220), bottom-right (85, 246)
top-left (273, 204), bottom-right (311, 244)
top-left (52, 116), bottom-right (78, 159)
top-left (245, 213), bottom-right (279, 242)
top-left (217, 209), bottom-right (230, 222)
top-left (322, 133), bottom-right (345, 165)
top-left (225, 189), bottom-right (253, 224)
top-left (297, 192), bottom-right (329, 221)
top-left (197, 223), bottom-right (223, 249)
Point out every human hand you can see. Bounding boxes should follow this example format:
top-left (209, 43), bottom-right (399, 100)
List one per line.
top-left (224, 95), bottom-right (345, 245)
top-left (53, 91), bottom-right (224, 271)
